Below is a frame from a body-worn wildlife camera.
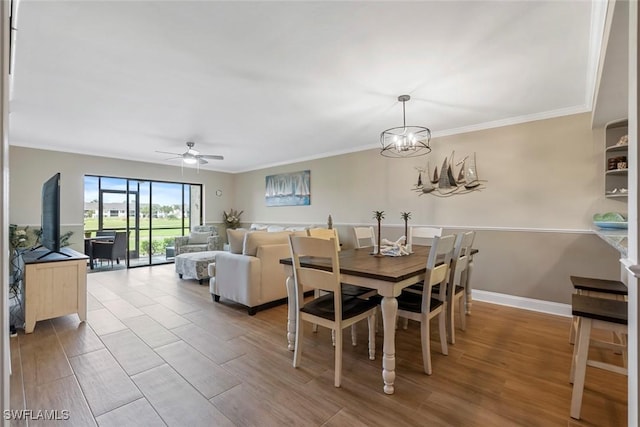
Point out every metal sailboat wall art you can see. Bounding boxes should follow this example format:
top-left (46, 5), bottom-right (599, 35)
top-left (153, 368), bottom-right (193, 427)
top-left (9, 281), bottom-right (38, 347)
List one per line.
top-left (413, 151), bottom-right (485, 197)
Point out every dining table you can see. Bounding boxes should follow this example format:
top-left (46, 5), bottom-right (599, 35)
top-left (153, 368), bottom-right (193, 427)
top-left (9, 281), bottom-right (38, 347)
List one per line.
top-left (281, 245), bottom-right (477, 394)
top-left (280, 245), bottom-right (429, 394)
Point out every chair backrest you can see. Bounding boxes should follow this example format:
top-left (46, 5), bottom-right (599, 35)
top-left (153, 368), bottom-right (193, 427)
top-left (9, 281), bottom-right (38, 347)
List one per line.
top-left (96, 230), bottom-right (116, 238)
top-left (289, 235), bottom-right (343, 320)
top-left (448, 231), bottom-right (475, 295)
top-left (353, 226), bottom-right (376, 249)
top-left (192, 225), bottom-right (217, 235)
top-left (408, 226), bottom-right (443, 248)
top-left (112, 231), bottom-right (128, 259)
top-left (307, 227), bottom-right (341, 251)
top-left (421, 234), bottom-right (456, 312)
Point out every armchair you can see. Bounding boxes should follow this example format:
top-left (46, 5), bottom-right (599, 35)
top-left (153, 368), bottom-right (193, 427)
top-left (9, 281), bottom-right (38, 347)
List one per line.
top-left (92, 231), bottom-right (128, 267)
top-left (174, 225), bottom-right (221, 255)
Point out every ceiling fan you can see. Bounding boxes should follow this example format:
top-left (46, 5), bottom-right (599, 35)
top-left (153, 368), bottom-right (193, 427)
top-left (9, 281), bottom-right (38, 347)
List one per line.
top-left (156, 141), bottom-right (224, 165)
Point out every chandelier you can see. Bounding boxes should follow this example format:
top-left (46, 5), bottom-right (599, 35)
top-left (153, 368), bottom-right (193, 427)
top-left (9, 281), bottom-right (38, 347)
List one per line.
top-left (380, 95), bottom-right (431, 158)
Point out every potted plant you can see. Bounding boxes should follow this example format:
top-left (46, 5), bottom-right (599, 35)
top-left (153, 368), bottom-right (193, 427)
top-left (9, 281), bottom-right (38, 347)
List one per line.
top-left (223, 209), bottom-right (243, 229)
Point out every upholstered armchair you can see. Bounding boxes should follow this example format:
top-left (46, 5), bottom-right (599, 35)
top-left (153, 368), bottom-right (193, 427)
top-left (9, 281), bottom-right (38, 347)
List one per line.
top-left (174, 225), bottom-right (221, 255)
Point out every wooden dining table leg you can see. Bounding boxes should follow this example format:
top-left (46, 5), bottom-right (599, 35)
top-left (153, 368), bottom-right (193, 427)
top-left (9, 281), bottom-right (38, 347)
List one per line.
top-left (381, 295), bottom-right (398, 394)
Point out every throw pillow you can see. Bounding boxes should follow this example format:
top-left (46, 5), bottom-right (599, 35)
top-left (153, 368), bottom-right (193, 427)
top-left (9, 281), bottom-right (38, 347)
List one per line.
top-left (285, 226), bottom-right (307, 232)
top-left (227, 229), bottom-right (248, 254)
top-left (242, 231), bottom-right (291, 256)
top-left (189, 231), bottom-right (210, 245)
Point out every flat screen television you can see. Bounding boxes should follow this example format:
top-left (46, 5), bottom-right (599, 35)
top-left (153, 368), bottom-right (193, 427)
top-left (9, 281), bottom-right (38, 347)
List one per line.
top-left (37, 173), bottom-right (69, 259)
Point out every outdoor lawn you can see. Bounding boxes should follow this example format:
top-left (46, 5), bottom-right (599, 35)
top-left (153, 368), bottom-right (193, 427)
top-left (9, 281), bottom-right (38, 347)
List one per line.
top-left (84, 217), bottom-right (190, 256)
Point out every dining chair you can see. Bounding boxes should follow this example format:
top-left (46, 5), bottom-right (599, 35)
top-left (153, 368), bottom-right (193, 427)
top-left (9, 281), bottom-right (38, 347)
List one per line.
top-left (353, 226), bottom-right (376, 249)
top-left (407, 226), bottom-right (442, 250)
top-left (306, 228), bottom-right (375, 341)
top-left (307, 227), bottom-right (372, 297)
top-left (399, 226), bottom-right (444, 329)
top-left (288, 235), bottom-right (377, 387)
top-left (396, 234), bottom-right (455, 375)
top-left (96, 230), bottom-right (116, 238)
top-left (445, 230), bottom-right (475, 344)
top-left (92, 231), bottom-right (127, 267)
top-left (307, 227), bottom-right (341, 250)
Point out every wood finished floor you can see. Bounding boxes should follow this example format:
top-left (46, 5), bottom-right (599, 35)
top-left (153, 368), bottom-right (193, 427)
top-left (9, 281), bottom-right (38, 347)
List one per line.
top-left (10, 265), bottom-right (627, 426)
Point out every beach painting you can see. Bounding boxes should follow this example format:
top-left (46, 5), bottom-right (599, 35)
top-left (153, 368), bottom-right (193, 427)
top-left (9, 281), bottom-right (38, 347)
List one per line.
top-left (265, 170), bottom-right (311, 207)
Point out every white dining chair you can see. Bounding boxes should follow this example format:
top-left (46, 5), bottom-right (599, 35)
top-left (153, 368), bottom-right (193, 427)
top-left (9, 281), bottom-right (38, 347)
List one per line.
top-left (400, 226), bottom-right (444, 329)
top-left (407, 226), bottom-right (442, 250)
top-left (396, 234), bottom-right (455, 375)
top-left (446, 230), bottom-right (475, 344)
top-left (288, 235), bottom-right (377, 387)
top-left (307, 227), bottom-right (341, 251)
top-left (353, 226), bottom-right (376, 249)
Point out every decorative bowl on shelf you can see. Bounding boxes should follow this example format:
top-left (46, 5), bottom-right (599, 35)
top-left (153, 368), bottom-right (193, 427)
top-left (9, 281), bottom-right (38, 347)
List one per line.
top-left (593, 221), bottom-right (628, 229)
top-left (593, 212), bottom-right (627, 229)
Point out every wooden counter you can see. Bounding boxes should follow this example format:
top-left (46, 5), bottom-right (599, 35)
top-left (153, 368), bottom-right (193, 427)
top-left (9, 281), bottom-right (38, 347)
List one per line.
top-left (593, 228), bottom-right (628, 257)
top-left (22, 248), bottom-right (89, 333)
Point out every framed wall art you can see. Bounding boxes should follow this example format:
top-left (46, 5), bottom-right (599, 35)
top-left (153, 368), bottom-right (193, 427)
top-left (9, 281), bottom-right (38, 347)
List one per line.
top-left (265, 170), bottom-right (310, 207)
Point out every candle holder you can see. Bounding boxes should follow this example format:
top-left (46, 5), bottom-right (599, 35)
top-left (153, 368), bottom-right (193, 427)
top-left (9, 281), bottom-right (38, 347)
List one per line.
top-left (373, 210), bottom-right (385, 257)
top-left (401, 212), bottom-right (411, 246)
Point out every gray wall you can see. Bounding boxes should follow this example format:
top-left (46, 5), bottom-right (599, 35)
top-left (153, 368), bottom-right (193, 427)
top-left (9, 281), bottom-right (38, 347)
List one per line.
top-left (233, 112), bottom-right (625, 304)
top-left (9, 112), bottom-right (625, 305)
top-left (9, 147), bottom-right (234, 252)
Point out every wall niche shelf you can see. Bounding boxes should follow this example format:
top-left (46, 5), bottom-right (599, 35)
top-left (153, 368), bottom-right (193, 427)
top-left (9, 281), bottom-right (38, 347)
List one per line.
top-left (604, 119), bottom-right (629, 199)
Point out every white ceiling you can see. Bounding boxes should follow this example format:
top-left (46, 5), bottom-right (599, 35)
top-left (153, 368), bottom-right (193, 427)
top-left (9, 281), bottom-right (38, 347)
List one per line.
top-left (10, 1), bottom-right (607, 173)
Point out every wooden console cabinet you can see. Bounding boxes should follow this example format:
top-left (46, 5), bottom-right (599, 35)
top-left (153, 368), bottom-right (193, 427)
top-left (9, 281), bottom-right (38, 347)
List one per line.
top-left (21, 248), bottom-right (88, 333)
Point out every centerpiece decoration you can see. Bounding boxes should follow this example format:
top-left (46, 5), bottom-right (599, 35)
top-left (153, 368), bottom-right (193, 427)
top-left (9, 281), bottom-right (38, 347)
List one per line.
top-left (401, 211), bottom-right (411, 245)
top-left (223, 209), bottom-right (243, 229)
top-left (373, 210), bottom-right (385, 257)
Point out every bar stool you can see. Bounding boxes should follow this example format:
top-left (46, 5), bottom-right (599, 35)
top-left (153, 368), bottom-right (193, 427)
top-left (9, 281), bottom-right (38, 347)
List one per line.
top-left (569, 275), bottom-right (627, 344)
top-left (569, 294), bottom-right (627, 420)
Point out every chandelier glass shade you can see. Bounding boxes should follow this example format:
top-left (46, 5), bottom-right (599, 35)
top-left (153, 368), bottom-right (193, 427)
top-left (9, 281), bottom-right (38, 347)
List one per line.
top-left (380, 95), bottom-right (431, 158)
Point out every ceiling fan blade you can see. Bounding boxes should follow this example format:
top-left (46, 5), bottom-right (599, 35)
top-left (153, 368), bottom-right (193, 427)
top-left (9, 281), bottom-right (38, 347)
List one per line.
top-left (198, 154), bottom-right (224, 160)
top-left (155, 150), bottom-right (182, 156)
top-left (198, 158), bottom-right (208, 165)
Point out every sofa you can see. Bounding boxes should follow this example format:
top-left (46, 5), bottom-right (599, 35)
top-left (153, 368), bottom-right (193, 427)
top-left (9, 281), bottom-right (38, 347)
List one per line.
top-left (209, 226), bottom-right (310, 315)
top-left (174, 225), bottom-right (222, 255)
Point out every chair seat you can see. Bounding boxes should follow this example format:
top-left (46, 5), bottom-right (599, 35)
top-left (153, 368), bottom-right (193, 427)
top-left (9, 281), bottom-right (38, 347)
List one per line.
top-left (301, 293), bottom-right (378, 321)
top-left (397, 291), bottom-right (444, 314)
top-left (570, 275), bottom-right (627, 296)
top-left (341, 283), bottom-right (375, 297)
top-left (406, 282), bottom-right (424, 292)
top-left (571, 294), bottom-right (627, 325)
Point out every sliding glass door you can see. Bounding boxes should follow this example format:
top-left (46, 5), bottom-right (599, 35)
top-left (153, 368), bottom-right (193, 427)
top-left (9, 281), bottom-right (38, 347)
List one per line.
top-left (84, 175), bottom-right (202, 268)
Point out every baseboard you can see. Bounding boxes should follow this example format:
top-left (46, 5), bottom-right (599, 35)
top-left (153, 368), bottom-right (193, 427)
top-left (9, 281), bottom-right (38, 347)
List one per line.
top-left (472, 290), bottom-right (572, 318)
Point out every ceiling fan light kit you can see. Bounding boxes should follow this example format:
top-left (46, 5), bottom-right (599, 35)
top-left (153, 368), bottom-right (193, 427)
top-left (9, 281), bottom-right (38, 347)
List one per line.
top-left (380, 95), bottom-right (432, 158)
top-left (155, 141), bottom-right (224, 167)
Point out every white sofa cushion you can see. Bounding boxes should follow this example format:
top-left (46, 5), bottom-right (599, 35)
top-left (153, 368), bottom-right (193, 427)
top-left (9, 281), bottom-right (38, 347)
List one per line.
top-left (227, 229), bottom-right (249, 254)
top-left (189, 231), bottom-right (211, 244)
top-left (242, 231), bottom-right (291, 256)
